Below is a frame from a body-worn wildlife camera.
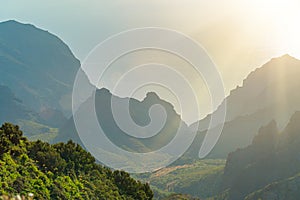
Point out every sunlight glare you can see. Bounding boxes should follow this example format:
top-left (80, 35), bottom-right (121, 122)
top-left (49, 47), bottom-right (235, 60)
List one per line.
top-left (251, 0), bottom-right (300, 59)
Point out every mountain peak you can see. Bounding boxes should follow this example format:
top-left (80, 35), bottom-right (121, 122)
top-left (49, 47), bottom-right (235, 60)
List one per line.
top-left (145, 91), bottom-right (161, 100)
top-left (1, 20), bottom-right (18, 24)
top-left (1, 20), bottom-right (20, 24)
top-left (269, 54), bottom-right (298, 63)
top-left (0, 20), bottom-right (39, 30)
top-left (242, 53), bottom-right (300, 87)
top-left (0, 20), bottom-right (80, 115)
top-left (97, 87), bottom-right (111, 94)
top-left (281, 54), bottom-right (294, 58)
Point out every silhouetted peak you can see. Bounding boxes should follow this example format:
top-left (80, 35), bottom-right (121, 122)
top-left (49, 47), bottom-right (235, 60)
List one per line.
top-left (95, 88), bottom-right (114, 101)
top-left (145, 92), bottom-right (160, 100)
top-left (252, 120), bottom-right (278, 146)
top-left (97, 87), bottom-right (111, 95)
top-left (143, 92), bottom-right (167, 105)
top-left (1, 20), bottom-right (20, 25)
top-left (1, 20), bottom-right (19, 24)
top-left (290, 111), bottom-right (300, 121)
top-left (258, 120), bottom-right (278, 135)
top-left (263, 54), bottom-right (300, 69)
top-left (0, 20), bottom-right (80, 115)
top-left (0, 20), bottom-right (41, 32)
top-left (281, 111), bottom-right (300, 142)
top-left (240, 54), bottom-right (300, 88)
top-left (0, 19), bottom-right (78, 62)
top-left (272, 54), bottom-right (297, 61)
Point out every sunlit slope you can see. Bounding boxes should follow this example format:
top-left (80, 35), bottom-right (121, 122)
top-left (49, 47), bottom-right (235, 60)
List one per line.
top-left (188, 55), bottom-right (300, 159)
top-left (135, 159), bottom-right (225, 200)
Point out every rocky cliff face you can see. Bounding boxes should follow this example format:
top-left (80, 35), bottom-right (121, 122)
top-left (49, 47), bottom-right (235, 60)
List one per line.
top-left (221, 111), bottom-right (300, 200)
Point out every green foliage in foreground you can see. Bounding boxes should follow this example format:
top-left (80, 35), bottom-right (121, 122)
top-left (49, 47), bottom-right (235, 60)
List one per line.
top-left (0, 123), bottom-right (153, 199)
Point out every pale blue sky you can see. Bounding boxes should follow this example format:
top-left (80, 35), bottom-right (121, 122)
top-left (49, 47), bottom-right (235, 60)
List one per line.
top-left (2, 0), bottom-right (295, 61)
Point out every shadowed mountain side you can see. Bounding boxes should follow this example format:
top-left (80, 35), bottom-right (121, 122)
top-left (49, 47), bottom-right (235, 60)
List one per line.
top-left (0, 85), bottom-right (61, 141)
top-left (56, 88), bottom-right (190, 153)
top-left (0, 85), bottom-right (33, 123)
top-left (245, 173), bottom-right (300, 200)
top-left (180, 108), bottom-right (280, 161)
top-left (220, 111), bottom-right (300, 200)
top-left (0, 20), bottom-right (80, 116)
top-left (58, 55), bottom-right (300, 160)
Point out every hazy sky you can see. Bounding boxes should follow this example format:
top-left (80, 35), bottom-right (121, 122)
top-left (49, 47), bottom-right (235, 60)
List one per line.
top-left (1, 0), bottom-right (300, 122)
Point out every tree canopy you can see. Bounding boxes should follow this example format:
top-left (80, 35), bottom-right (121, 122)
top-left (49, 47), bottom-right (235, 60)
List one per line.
top-left (0, 123), bottom-right (153, 199)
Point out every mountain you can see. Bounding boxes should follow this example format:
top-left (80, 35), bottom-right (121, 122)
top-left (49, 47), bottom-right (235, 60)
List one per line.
top-left (0, 85), bottom-right (60, 142)
top-left (2, 19), bottom-right (300, 200)
top-left (202, 54), bottom-right (300, 127)
top-left (137, 112), bottom-right (300, 199)
top-left (0, 20), bottom-right (86, 140)
top-left (244, 173), bottom-right (300, 200)
top-left (135, 159), bottom-right (225, 200)
top-left (58, 55), bottom-right (300, 167)
top-left (3, 20), bottom-right (300, 163)
top-left (56, 88), bottom-right (189, 154)
top-left (0, 85), bottom-right (34, 123)
top-left (0, 20), bottom-right (80, 116)
top-left (219, 111), bottom-right (300, 200)
top-left (187, 55), bottom-right (300, 159)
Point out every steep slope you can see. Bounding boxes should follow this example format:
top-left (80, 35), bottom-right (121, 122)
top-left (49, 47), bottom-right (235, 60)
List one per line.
top-left (245, 173), bottom-right (300, 200)
top-left (0, 85), bottom-right (59, 141)
top-left (206, 54), bottom-right (300, 127)
top-left (188, 55), bottom-right (300, 159)
top-left (220, 111), bottom-right (300, 200)
top-left (0, 20), bottom-right (80, 116)
top-left (0, 85), bottom-right (33, 123)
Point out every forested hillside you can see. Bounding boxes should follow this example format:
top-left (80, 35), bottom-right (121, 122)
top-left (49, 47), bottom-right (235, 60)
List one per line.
top-left (0, 123), bottom-right (153, 199)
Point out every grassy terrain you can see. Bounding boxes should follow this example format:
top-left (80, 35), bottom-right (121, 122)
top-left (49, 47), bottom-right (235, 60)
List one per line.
top-left (17, 120), bottom-right (58, 143)
top-left (245, 173), bottom-right (300, 200)
top-left (134, 159), bottom-right (226, 199)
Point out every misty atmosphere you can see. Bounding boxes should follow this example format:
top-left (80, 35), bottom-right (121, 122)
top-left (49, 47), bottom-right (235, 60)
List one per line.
top-left (1, 1), bottom-right (300, 199)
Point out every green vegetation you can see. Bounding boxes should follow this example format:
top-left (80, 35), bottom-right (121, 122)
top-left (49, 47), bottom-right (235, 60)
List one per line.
top-left (2, 20), bottom-right (300, 200)
top-left (163, 194), bottom-right (199, 200)
top-left (0, 123), bottom-right (153, 199)
top-left (135, 160), bottom-right (225, 199)
top-left (17, 120), bottom-right (58, 143)
top-left (245, 173), bottom-right (300, 200)
top-left (136, 112), bottom-right (300, 200)
top-left (0, 85), bottom-right (60, 143)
